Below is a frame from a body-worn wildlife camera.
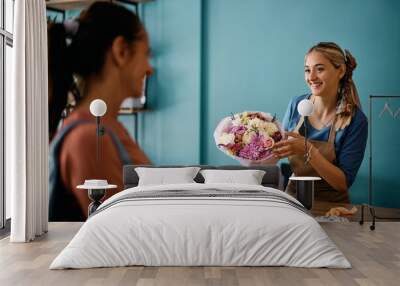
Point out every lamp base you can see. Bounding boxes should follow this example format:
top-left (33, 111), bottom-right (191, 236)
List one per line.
top-left (88, 189), bottom-right (106, 215)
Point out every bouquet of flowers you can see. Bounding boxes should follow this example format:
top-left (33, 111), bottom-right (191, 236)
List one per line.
top-left (214, 111), bottom-right (284, 166)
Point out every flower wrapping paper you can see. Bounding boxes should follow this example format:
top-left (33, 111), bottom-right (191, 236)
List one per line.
top-left (214, 111), bottom-right (285, 166)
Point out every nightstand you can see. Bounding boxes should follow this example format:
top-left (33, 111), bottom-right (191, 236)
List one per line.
top-left (289, 176), bottom-right (321, 210)
top-left (77, 180), bottom-right (117, 216)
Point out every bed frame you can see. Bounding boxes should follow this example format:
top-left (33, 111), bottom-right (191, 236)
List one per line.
top-left (123, 165), bottom-right (281, 189)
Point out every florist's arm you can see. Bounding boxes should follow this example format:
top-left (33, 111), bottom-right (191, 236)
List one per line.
top-left (273, 132), bottom-right (348, 192)
top-left (273, 110), bottom-right (368, 192)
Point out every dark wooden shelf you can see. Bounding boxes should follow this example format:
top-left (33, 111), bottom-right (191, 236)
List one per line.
top-left (46, 0), bottom-right (152, 11)
top-left (118, 108), bottom-right (151, 115)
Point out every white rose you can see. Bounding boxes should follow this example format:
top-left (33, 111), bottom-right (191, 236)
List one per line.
top-left (248, 118), bottom-right (264, 129)
top-left (259, 122), bottom-right (279, 135)
top-left (218, 133), bottom-right (235, 145)
top-left (242, 130), bottom-right (256, 144)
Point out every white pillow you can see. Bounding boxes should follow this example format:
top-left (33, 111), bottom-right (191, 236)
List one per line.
top-left (200, 169), bottom-right (266, 185)
top-left (135, 167), bottom-right (201, 186)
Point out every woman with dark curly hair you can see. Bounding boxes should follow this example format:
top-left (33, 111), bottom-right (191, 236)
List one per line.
top-left (48, 2), bottom-right (152, 221)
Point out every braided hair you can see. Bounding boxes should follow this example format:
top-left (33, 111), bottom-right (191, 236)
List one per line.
top-left (306, 42), bottom-right (360, 115)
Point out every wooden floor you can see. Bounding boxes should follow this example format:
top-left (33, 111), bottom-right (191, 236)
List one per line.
top-left (0, 222), bottom-right (399, 286)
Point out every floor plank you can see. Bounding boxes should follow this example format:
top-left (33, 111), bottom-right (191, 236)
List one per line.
top-left (0, 222), bottom-right (399, 286)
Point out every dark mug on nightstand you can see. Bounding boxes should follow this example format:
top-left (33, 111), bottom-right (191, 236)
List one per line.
top-left (289, 176), bottom-right (321, 210)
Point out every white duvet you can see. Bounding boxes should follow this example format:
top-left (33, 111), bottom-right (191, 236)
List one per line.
top-left (50, 183), bottom-right (351, 269)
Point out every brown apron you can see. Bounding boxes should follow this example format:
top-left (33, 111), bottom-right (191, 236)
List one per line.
top-left (286, 115), bottom-right (350, 204)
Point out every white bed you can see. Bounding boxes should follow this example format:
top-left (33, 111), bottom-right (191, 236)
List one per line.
top-left (50, 183), bottom-right (351, 269)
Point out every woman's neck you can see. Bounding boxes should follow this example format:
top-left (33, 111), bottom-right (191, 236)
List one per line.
top-left (77, 74), bottom-right (124, 118)
top-left (312, 90), bottom-right (338, 117)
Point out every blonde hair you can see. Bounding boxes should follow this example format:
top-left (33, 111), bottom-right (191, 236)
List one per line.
top-left (306, 42), bottom-right (361, 129)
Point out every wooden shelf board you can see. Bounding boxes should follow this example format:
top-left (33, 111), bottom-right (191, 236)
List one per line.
top-left (46, 0), bottom-right (151, 11)
top-left (118, 108), bottom-right (151, 115)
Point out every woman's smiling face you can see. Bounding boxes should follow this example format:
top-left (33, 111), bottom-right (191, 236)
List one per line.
top-left (304, 51), bottom-right (344, 97)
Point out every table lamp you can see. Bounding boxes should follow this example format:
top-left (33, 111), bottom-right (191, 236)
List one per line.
top-left (89, 99), bottom-right (107, 162)
top-left (290, 98), bottom-right (318, 210)
top-left (77, 99), bottom-right (116, 216)
top-left (297, 99), bottom-right (314, 164)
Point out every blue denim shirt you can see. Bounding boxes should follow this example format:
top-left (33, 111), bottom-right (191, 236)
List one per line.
top-left (282, 94), bottom-right (368, 188)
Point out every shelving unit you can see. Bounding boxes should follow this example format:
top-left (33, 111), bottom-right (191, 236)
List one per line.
top-left (46, 0), bottom-right (153, 141)
top-left (46, 0), bottom-right (151, 11)
top-left (118, 109), bottom-right (150, 140)
top-left (118, 108), bottom-right (151, 115)
top-left (46, 0), bottom-right (151, 21)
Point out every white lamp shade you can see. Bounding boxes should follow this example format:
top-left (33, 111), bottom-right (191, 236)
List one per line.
top-left (90, 99), bottom-right (107, 117)
top-left (297, 99), bottom-right (314, 116)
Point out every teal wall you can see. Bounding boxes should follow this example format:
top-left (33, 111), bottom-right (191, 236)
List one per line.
top-left (139, 0), bottom-right (202, 164)
top-left (140, 0), bottom-right (400, 207)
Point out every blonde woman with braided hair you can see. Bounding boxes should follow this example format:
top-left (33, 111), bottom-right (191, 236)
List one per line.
top-left (273, 42), bottom-right (367, 206)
